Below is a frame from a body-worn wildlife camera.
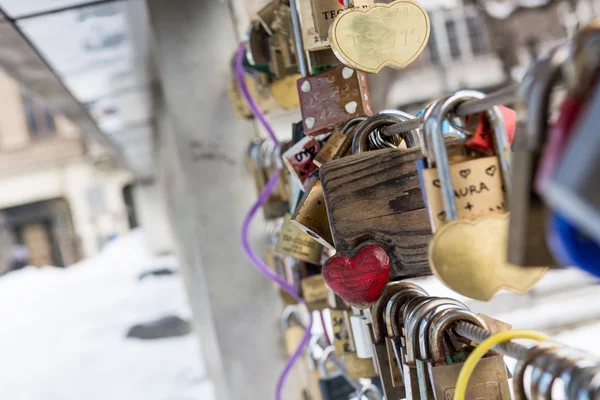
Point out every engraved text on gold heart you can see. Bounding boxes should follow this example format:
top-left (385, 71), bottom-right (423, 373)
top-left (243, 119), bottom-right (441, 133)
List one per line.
top-left (329, 0), bottom-right (430, 73)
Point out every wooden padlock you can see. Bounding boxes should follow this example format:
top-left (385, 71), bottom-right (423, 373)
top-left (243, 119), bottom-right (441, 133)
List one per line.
top-left (319, 114), bottom-right (433, 308)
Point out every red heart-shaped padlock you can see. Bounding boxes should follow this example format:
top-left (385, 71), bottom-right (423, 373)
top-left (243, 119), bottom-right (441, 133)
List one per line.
top-left (322, 243), bottom-right (390, 309)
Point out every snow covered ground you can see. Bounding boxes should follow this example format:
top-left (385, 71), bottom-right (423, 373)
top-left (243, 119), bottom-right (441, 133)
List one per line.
top-left (0, 230), bottom-right (215, 400)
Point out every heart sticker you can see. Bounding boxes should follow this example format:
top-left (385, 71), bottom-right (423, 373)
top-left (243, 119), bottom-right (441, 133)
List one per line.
top-left (429, 214), bottom-right (548, 301)
top-left (322, 243), bottom-right (390, 308)
top-left (329, 0), bottom-right (430, 73)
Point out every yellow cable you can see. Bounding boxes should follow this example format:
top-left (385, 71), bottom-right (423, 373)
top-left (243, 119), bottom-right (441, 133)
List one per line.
top-left (454, 330), bottom-right (551, 400)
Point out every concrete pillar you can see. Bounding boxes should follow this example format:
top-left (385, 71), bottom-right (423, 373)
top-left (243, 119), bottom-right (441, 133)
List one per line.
top-left (147, 1), bottom-right (291, 399)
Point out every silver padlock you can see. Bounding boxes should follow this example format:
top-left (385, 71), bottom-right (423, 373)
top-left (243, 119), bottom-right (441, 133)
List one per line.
top-left (384, 287), bottom-right (428, 388)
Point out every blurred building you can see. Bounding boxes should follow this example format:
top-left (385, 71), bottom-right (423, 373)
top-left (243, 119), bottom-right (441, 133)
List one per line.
top-left (376, 0), bottom-right (597, 109)
top-left (0, 69), bottom-right (134, 273)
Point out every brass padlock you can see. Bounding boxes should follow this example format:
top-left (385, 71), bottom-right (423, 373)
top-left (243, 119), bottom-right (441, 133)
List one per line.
top-left (282, 306), bottom-right (307, 356)
top-left (246, 139), bottom-right (290, 220)
top-left (422, 90), bottom-right (547, 301)
top-left (275, 214), bottom-right (324, 265)
top-left (281, 306), bottom-right (310, 397)
top-left (314, 117), bottom-right (365, 167)
top-left (300, 263), bottom-right (329, 310)
top-left (426, 309), bottom-right (511, 400)
top-left (292, 180), bottom-right (334, 249)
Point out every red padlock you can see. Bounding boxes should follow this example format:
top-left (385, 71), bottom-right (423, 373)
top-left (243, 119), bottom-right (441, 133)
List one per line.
top-left (465, 105), bottom-right (516, 155)
top-left (535, 97), bottom-right (585, 194)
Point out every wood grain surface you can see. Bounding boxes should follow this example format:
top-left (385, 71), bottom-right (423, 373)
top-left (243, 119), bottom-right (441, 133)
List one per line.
top-left (320, 147), bottom-right (432, 279)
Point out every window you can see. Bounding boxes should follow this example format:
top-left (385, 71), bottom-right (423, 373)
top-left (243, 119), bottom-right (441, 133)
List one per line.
top-left (21, 88), bottom-right (56, 139)
top-left (466, 14), bottom-right (490, 56)
top-left (428, 21), bottom-right (441, 64)
top-left (445, 20), bottom-right (461, 60)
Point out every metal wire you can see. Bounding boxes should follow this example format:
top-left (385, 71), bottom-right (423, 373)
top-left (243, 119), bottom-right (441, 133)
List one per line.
top-left (380, 84), bottom-right (519, 137)
top-left (453, 321), bottom-right (531, 359)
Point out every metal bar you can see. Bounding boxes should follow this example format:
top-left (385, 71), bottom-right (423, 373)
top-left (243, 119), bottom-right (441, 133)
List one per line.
top-left (289, 0), bottom-right (308, 77)
top-left (380, 84), bottom-right (518, 137)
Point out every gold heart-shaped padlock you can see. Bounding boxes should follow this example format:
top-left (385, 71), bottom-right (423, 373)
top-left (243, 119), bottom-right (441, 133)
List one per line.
top-left (329, 0), bottom-right (430, 73)
top-left (429, 213), bottom-right (548, 301)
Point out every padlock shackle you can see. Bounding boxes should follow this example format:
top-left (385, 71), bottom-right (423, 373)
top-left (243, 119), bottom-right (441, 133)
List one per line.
top-left (378, 109), bottom-right (421, 149)
top-left (405, 298), bottom-right (466, 363)
top-left (318, 346), bottom-right (337, 377)
top-left (517, 46), bottom-right (566, 150)
top-left (428, 309), bottom-right (488, 365)
top-left (417, 304), bottom-right (467, 361)
top-left (281, 305), bottom-right (304, 330)
top-left (402, 296), bottom-right (434, 338)
top-left (564, 20), bottom-right (600, 98)
top-left (370, 281), bottom-right (427, 344)
top-left (342, 116), bottom-right (368, 135)
top-left (356, 383), bottom-right (384, 400)
top-left (351, 114), bottom-right (417, 154)
top-left (384, 289), bottom-right (427, 338)
top-left (424, 90), bottom-right (512, 221)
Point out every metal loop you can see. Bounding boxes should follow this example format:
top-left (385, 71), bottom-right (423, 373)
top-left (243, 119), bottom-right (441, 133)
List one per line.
top-left (370, 281), bottom-right (427, 344)
top-left (342, 116), bottom-right (369, 134)
top-left (352, 113), bottom-right (417, 154)
top-left (281, 305), bottom-right (304, 330)
top-left (384, 288), bottom-right (428, 338)
top-left (427, 308), bottom-right (487, 364)
top-left (405, 298), bottom-right (466, 363)
top-left (517, 43), bottom-right (566, 150)
top-left (356, 383), bottom-right (384, 400)
top-left (318, 346), bottom-right (337, 376)
top-left (564, 21), bottom-right (600, 97)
